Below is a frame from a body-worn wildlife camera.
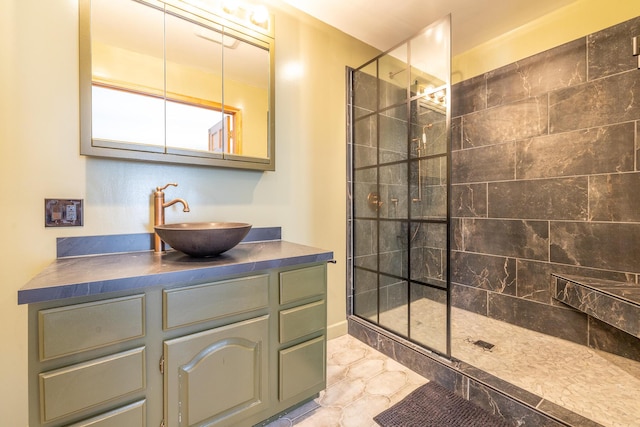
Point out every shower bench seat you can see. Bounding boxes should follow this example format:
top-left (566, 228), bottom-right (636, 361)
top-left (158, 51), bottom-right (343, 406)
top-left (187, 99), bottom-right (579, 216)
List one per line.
top-left (552, 274), bottom-right (640, 339)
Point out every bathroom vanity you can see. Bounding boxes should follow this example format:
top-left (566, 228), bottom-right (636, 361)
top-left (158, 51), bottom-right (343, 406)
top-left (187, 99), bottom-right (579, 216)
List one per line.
top-left (19, 230), bottom-right (332, 427)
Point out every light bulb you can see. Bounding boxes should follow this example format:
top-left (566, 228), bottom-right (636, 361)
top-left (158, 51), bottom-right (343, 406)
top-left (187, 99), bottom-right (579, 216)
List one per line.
top-left (250, 5), bottom-right (269, 26)
top-left (221, 0), bottom-right (238, 14)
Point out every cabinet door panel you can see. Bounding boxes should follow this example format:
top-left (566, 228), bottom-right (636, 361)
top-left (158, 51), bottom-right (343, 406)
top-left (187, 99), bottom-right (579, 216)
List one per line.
top-left (66, 400), bottom-right (146, 427)
top-left (39, 347), bottom-right (145, 423)
top-left (279, 265), bottom-right (326, 305)
top-left (39, 294), bottom-right (145, 361)
top-left (164, 316), bottom-right (269, 426)
top-left (279, 300), bottom-right (326, 343)
top-left (279, 336), bottom-right (326, 401)
top-left (163, 275), bottom-right (268, 329)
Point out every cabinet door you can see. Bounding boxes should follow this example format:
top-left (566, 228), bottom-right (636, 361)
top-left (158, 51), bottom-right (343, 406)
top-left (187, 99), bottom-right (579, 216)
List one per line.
top-left (164, 316), bottom-right (269, 427)
top-left (279, 336), bottom-right (326, 402)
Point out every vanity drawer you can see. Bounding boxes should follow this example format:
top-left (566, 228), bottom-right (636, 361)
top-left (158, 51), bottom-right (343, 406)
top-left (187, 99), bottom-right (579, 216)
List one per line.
top-left (163, 274), bottom-right (269, 329)
top-left (279, 265), bottom-right (326, 305)
top-left (39, 295), bottom-right (145, 361)
top-left (66, 400), bottom-right (146, 427)
top-left (279, 299), bottom-right (326, 343)
top-left (39, 347), bottom-right (146, 423)
top-left (279, 336), bottom-right (326, 401)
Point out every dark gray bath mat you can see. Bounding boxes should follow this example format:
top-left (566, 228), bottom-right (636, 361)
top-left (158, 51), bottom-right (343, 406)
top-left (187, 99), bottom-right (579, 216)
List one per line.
top-left (374, 381), bottom-right (512, 427)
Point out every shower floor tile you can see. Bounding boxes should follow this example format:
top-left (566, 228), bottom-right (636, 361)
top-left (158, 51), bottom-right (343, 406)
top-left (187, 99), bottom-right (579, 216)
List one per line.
top-left (381, 298), bottom-right (640, 427)
top-left (453, 307), bottom-right (640, 427)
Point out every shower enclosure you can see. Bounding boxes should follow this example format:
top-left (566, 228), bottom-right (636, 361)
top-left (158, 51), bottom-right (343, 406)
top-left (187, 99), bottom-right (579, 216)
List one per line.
top-left (349, 16), bottom-right (451, 357)
top-left (349, 14), bottom-right (640, 427)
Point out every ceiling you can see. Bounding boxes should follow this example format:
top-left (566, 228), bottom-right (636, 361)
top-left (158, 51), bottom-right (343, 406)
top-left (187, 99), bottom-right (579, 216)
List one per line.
top-left (281, 0), bottom-right (577, 55)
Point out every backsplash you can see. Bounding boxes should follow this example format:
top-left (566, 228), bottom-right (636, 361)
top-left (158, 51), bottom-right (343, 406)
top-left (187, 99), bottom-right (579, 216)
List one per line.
top-left (451, 16), bottom-right (640, 354)
top-left (56, 227), bottom-right (282, 258)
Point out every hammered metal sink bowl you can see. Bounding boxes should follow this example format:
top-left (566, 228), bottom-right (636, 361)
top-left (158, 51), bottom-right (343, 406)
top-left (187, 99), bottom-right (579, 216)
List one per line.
top-left (154, 222), bottom-right (252, 257)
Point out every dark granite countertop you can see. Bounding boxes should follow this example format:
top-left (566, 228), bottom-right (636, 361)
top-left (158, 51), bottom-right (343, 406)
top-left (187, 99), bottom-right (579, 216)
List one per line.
top-left (19, 239), bottom-right (333, 305)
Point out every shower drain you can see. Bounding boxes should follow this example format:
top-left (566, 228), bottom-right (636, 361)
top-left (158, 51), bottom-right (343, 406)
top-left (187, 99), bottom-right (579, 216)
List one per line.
top-left (471, 339), bottom-right (495, 351)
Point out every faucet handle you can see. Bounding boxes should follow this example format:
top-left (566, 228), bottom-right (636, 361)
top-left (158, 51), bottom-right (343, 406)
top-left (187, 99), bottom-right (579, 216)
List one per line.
top-left (156, 183), bottom-right (178, 192)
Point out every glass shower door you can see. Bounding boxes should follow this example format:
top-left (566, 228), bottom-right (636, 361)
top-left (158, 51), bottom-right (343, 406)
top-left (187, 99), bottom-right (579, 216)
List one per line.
top-left (350, 16), bottom-right (451, 356)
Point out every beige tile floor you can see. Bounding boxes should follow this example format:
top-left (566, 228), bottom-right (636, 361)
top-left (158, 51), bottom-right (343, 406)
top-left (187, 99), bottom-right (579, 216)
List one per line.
top-left (264, 334), bottom-right (428, 427)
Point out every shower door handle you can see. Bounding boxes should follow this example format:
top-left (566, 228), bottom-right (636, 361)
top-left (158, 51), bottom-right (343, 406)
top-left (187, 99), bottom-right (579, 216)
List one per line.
top-left (368, 192), bottom-right (383, 210)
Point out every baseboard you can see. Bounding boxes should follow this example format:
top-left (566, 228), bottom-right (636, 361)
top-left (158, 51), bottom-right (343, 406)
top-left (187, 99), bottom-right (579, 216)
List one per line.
top-left (326, 319), bottom-right (348, 340)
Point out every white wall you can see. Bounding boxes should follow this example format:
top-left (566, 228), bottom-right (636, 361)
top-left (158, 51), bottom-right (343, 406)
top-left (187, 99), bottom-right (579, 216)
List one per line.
top-left (0, 0), bottom-right (377, 424)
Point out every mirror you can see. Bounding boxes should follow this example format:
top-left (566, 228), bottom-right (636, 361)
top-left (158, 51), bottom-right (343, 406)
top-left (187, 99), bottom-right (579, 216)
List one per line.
top-left (79, 0), bottom-right (275, 171)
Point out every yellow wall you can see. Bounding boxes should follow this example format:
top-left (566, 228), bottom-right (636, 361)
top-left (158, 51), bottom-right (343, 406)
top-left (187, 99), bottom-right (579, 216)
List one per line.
top-left (0, 0), bottom-right (376, 424)
top-left (453, 0), bottom-right (640, 83)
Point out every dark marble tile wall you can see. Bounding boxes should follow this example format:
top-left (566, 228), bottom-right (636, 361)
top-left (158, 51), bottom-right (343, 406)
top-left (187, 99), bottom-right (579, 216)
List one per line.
top-left (451, 16), bottom-right (640, 356)
top-left (589, 316), bottom-right (640, 362)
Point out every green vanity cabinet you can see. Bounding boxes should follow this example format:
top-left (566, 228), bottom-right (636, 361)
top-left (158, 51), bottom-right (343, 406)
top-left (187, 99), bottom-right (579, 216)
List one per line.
top-left (27, 263), bottom-right (327, 427)
top-left (65, 401), bottom-right (147, 427)
top-left (275, 265), bottom-right (327, 409)
top-left (38, 295), bottom-right (146, 361)
top-left (39, 348), bottom-right (146, 423)
top-left (163, 316), bottom-right (270, 426)
top-left (162, 274), bottom-right (270, 330)
top-left (161, 274), bottom-right (271, 427)
top-left (278, 336), bottom-right (325, 402)
top-left (29, 294), bottom-right (148, 427)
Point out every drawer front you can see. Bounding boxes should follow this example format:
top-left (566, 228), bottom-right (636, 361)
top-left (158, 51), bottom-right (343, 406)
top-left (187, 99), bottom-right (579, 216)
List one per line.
top-left (66, 400), bottom-right (146, 427)
top-left (163, 274), bottom-right (269, 329)
top-left (39, 295), bottom-right (145, 361)
top-left (279, 265), bottom-right (326, 305)
top-left (279, 336), bottom-right (326, 401)
top-left (39, 347), bottom-right (146, 423)
top-left (279, 300), bottom-right (326, 343)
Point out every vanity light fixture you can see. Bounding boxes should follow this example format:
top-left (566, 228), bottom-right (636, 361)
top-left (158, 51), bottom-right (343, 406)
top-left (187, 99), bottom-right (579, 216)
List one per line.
top-left (221, 0), bottom-right (238, 14)
top-left (250, 5), bottom-right (269, 27)
top-left (418, 83), bottom-right (447, 108)
top-left (633, 36), bottom-right (639, 69)
top-left (180, 0), bottom-right (270, 32)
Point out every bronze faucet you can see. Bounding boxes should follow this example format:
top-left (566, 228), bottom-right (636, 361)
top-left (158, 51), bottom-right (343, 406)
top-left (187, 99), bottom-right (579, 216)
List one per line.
top-left (154, 183), bottom-right (190, 253)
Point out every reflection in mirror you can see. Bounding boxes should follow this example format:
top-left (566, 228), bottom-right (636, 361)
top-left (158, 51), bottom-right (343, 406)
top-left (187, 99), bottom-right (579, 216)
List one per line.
top-left (164, 9), bottom-right (224, 157)
top-left (222, 30), bottom-right (270, 159)
top-left (80, 0), bottom-right (275, 170)
top-left (91, 86), bottom-right (164, 148)
top-left (90, 0), bottom-right (165, 151)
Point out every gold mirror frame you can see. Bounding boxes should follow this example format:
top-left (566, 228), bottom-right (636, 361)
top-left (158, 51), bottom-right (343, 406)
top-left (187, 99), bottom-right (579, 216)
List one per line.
top-left (79, 0), bottom-right (276, 171)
